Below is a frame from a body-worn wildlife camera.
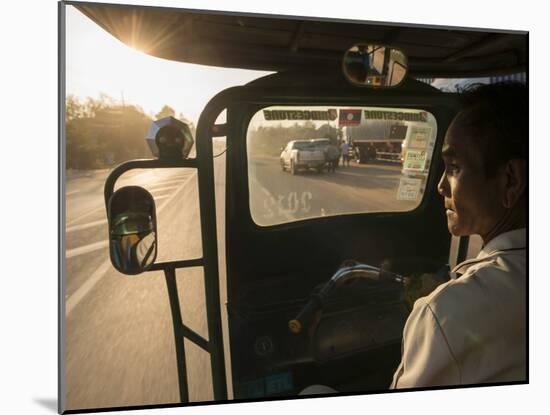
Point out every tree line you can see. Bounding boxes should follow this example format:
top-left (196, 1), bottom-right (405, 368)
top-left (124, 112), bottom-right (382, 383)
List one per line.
top-left (65, 94), bottom-right (194, 170)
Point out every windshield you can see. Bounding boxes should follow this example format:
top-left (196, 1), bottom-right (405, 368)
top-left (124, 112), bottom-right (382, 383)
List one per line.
top-left (247, 105), bottom-right (438, 226)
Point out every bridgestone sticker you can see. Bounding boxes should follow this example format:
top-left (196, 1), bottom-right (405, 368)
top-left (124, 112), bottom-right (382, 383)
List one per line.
top-left (409, 126), bottom-right (432, 149)
top-left (397, 177), bottom-right (422, 201)
top-left (363, 110), bottom-right (428, 122)
top-left (263, 109), bottom-right (338, 121)
top-left (403, 149), bottom-right (427, 171)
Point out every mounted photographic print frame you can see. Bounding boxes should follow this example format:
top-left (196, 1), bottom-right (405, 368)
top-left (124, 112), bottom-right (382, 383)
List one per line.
top-left (59, 0), bottom-right (528, 413)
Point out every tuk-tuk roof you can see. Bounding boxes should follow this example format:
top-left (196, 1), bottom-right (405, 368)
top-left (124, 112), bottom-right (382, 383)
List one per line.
top-left (73, 1), bottom-right (527, 78)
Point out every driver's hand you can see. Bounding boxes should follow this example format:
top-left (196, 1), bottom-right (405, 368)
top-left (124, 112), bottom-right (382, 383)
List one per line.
top-left (403, 273), bottom-right (444, 309)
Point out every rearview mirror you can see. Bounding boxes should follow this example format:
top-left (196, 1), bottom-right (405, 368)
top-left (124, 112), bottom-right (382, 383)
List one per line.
top-left (343, 44), bottom-right (408, 87)
top-left (107, 186), bottom-right (158, 275)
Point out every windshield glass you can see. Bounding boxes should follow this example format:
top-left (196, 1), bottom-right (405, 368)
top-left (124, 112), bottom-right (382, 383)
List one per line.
top-left (247, 105), bottom-right (438, 226)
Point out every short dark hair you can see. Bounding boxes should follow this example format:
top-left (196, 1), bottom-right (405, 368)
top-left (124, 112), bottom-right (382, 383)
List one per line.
top-left (458, 81), bottom-right (527, 177)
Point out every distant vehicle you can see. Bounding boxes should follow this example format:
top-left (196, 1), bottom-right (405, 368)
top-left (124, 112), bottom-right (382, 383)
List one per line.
top-left (352, 139), bottom-right (402, 163)
top-left (280, 139), bottom-right (326, 174)
top-left (350, 124), bottom-right (408, 164)
top-left (310, 138), bottom-right (331, 151)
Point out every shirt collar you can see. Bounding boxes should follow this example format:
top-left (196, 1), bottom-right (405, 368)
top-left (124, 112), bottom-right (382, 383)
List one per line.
top-left (477, 228), bottom-right (526, 259)
top-left (450, 228), bottom-right (526, 276)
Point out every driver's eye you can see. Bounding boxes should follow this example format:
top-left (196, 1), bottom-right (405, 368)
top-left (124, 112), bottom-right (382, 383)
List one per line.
top-left (446, 163), bottom-right (459, 174)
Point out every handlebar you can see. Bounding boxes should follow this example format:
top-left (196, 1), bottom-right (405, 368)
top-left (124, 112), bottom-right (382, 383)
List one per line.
top-left (288, 261), bottom-right (404, 334)
top-left (288, 294), bottom-right (322, 334)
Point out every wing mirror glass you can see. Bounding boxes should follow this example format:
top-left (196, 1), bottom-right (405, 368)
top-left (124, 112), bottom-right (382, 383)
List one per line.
top-left (343, 44), bottom-right (408, 87)
top-left (107, 186), bottom-right (158, 275)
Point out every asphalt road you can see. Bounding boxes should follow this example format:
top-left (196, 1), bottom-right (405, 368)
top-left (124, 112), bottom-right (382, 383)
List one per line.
top-left (63, 153), bottom-right (446, 411)
top-left (249, 155), bottom-right (417, 226)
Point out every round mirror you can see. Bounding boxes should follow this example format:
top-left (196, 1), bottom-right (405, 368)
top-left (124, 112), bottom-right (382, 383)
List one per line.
top-left (145, 116), bottom-right (194, 161)
top-left (343, 44), bottom-right (408, 87)
top-left (108, 186), bottom-right (158, 275)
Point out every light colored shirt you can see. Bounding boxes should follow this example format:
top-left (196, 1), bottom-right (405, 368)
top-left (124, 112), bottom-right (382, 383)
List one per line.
top-left (391, 228), bottom-right (526, 388)
top-left (340, 142), bottom-right (349, 155)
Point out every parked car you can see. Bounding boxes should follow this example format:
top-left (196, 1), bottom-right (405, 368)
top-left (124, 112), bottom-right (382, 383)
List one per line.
top-left (280, 139), bottom-right (326, 174)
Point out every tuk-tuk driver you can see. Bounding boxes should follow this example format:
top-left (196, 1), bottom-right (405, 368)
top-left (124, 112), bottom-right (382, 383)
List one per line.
top-left (391, 82), bottom-right (527, 388)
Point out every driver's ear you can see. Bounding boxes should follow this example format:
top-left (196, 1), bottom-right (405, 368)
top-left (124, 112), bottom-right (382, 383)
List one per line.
top-left (502, 159), bottom-right (527, 208)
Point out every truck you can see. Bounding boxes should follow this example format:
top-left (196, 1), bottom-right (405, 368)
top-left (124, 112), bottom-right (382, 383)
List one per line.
top-left (349, 124), bottom-right (408, 164)
top-left (351, 138), bottom-right (403, 163)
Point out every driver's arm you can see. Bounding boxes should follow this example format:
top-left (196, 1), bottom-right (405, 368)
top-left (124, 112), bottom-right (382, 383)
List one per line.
top-left (390, 297), bottom-right (460, 388)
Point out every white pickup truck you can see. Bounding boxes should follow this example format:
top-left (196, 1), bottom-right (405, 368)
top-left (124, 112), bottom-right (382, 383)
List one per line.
top-left (280, 139), bottom-right (326, 175)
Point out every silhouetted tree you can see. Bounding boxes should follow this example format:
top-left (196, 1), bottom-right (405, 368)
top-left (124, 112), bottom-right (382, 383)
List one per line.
top-left (65, 95), bottom-right (193, 169)
top-left (155, 105), bottom-right (176, 119)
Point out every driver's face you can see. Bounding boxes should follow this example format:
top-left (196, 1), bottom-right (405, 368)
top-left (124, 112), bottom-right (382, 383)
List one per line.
top-left (437, 113), bottom-right (505, 237)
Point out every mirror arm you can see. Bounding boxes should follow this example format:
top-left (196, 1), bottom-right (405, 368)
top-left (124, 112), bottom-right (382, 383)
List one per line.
top-left (148, 258), bottom-right (204, 272)
top-left (163, 266), bottom-right (190, 403)
top-left (104, 158), bottom-right (198, 211)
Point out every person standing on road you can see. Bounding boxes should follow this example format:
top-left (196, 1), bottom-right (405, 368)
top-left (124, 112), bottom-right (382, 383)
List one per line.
top-left (325, 143), bottom-right (340, 173)
top-left (340, 140), bottom-right (350, 167)
top-left (391, 82), bottom-right (527, 388)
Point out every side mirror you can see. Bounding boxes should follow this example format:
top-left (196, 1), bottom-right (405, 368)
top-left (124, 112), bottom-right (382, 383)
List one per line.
top-left (343, 44), bottom-right (408, 87)
top-left (107, 186), bottom-right (158, 275)
top-left (145, 116), bottom-right (194, 161)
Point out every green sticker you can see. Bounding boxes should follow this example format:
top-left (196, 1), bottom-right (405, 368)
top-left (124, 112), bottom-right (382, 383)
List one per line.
top-left (398, 177), bottom-right (422, 201)
top-left (409, 126), bottom-right (432, 149)
top-left (403, 149), bottom-right (427, 171)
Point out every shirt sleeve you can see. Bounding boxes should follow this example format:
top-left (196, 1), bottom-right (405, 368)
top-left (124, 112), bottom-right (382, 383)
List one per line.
top-left (390, 299), bottom-right (461, 388)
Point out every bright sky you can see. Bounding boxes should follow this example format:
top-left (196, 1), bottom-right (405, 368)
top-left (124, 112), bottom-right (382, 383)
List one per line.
top-left (65, 5), bottom-right (272, 124)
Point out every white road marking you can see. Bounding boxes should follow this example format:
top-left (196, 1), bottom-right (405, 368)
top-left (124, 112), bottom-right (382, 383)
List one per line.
top-left (66, 218), bottom-right (107, 233)
top-left (66, 205), bottom-right (105, 227)
top-left (65, 260), bottom-right (112, 316)
top-left (65, 183), bottom-right (189, 246)
top-left (149, 178), bottom-right (189, 187)
top-left (153, 195), bottom-right (171, 201)
top-left (66, 190), bottom-right (80, 196)
top-left (66, 240), bottom-right (109, 259)
top-left (148, 185), bottom-right (180, 193)
top-left (65, 171), bottom-right (197, 317)
top-left (65, 174), bottom-right (190, 227)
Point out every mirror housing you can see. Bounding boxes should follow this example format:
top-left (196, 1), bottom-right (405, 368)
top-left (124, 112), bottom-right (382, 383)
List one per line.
top-left (145, 116), bottom-right (194, 161)
top-left (107, 186), bottom-right (158, 275)
top-left (343, 44), bottom-right (408, 88)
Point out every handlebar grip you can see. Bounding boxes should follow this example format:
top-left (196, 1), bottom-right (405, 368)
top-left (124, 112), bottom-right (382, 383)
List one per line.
top-left (288, 295), bottom-right (322, 334)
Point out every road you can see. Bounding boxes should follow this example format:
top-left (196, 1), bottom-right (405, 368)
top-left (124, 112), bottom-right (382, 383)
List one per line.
top-left (65, 161), bottom-right (224, 410)
top-left (63, 153), bottom-right (464, 410)
top-left (249, 155), bottom-right (416, 226)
